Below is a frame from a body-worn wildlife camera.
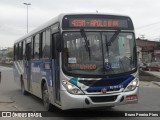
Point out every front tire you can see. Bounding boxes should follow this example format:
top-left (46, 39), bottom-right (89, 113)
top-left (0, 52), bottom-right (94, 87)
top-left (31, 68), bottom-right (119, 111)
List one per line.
top-left (42, 83), bottom-right (52, 111)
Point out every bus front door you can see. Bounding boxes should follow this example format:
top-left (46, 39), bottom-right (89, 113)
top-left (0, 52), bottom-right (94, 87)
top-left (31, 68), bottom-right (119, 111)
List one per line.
top-left (26, 43), bottom-right (32, 92)
top-left (52, 33), bottom-right (61, 104)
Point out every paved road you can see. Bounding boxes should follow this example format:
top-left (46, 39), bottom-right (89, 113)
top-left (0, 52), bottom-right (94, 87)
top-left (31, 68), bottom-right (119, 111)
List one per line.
top-left (0, 66), bottom-right (160, 120)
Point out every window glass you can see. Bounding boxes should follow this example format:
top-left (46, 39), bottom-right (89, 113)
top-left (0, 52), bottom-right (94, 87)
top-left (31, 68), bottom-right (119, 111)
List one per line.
top-left (17, 43), bottom-right (20, 60)
top-left (23, 40), bottom-right (26, 59)
top-left (39, 32), bottom-right (43, 58)
top-left (63, 32), bottom-right (136, 76)
top-left (20, 42), bottom-right (23, 60)
top-left (34, 34), bottom-right (40, 59)
top-left (14, 45), bottom-right (17, 60)
top-left (43, 29), bottom-right (50, 58)
top-left (42, 32), bottom-right (46, 58)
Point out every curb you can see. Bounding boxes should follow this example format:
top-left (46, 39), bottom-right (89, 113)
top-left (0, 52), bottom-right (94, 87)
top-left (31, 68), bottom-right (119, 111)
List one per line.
top-left (139, 70), bottom-right (160, 82)
top-left (152, 81), bottom-right (160, 87)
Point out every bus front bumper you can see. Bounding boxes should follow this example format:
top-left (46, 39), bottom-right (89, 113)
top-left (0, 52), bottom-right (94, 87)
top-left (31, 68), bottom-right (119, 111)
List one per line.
top-left (60, 87), bottom-right (139, 110)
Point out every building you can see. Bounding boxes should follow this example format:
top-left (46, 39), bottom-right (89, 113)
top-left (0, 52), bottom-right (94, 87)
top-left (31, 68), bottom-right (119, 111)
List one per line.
top-left (0, 47), bottom-right (13, 63)
top-left (136, 38), bottom-right (160, 63)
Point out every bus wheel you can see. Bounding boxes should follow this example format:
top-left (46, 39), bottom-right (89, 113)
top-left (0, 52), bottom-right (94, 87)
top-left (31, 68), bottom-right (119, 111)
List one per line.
top-left (42, 83), bottom-right (52, 111)
top-left (21, 80), bottom-right (27, 95)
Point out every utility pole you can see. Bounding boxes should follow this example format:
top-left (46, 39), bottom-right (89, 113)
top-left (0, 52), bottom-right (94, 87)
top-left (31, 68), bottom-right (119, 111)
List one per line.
top-left (23, 3), bottom-right (31, 33)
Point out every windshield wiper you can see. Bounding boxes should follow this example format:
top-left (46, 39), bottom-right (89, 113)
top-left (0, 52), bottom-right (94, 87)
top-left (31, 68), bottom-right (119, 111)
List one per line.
top-left (80, 29), bottom-right (91, 60)
top-left (107, 30), bottom-right (121, 46)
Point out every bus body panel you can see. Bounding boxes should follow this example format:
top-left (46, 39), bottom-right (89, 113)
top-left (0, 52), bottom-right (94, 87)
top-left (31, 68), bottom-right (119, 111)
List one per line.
top-left (29, 59), bottom-right (53, 97)
top-left (13, 13), bottom-right (139, 110)
top-left (60, 87), bottom-right (138, 110)
top-left (59, 54), bottom-right (139, 110)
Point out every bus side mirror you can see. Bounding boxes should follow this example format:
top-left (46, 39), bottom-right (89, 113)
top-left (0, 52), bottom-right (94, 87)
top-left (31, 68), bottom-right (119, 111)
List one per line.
top-left (55, 34), bottom-right (62, 52)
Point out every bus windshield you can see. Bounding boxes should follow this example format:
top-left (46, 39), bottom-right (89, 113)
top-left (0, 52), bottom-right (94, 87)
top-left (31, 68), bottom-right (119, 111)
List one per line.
top-left (63, 31), bottom-right (137, 76)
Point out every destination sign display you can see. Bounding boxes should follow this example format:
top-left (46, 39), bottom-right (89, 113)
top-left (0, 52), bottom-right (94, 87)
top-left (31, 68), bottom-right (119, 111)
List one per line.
top-left (62, 15), bottom-right (133, 29)
top-left (69, 19), bottom-right (127, 28)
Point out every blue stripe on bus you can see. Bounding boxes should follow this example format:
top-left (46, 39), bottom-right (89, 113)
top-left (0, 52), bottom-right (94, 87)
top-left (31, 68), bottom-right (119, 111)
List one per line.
top-left (86, 75), bottom-right (134, 91)
top-left (68, 75), bottom-right (135, 91)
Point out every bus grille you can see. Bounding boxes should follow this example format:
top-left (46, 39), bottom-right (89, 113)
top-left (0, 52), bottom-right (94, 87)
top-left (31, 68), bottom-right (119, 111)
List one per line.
top-left (79, 79), bottom-right (125, 87)
top-left (90, 95), bottom-right (118, 103)
top-left (86, 88), bottom-right (121, 93)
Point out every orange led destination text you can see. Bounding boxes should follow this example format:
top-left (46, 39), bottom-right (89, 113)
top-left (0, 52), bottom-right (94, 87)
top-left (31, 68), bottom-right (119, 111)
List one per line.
top-left (71, 19), bottom-right (119, 27)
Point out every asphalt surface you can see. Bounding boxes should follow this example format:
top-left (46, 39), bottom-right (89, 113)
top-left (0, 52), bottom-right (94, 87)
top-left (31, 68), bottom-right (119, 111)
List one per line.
top-left (0, 66), bottom-right (160, 120)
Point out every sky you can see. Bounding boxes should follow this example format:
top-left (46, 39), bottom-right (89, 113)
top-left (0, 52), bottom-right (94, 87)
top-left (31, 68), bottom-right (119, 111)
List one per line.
top-left (1, 0), bottom-right (160, 48)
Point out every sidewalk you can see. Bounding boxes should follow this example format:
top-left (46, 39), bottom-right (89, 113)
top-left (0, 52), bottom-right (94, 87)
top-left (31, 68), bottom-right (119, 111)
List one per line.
top-left (140, 81), bottom-right (160, 88)
top-left (139, 70), bottom-right (160, 82)
top-left (145, 71), bottom-right (160, 78)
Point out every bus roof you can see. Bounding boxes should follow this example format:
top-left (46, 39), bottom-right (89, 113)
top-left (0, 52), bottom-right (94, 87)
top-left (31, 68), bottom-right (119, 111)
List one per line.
top-left (14, 13), bottom-right (131, 44)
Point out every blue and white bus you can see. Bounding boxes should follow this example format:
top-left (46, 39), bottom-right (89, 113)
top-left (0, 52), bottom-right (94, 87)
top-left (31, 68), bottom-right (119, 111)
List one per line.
top-left (13, 13), bottom-right (139, 111)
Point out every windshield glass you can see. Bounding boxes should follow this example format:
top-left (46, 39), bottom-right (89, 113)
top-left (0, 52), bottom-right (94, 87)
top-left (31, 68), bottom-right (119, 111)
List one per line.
top-left (63, 32), bottom-right (137, 76)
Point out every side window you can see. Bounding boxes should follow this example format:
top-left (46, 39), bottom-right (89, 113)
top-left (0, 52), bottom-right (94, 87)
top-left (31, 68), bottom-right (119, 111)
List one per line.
top-left (16, 44), bottom-right (18, 60)
top-left (14, 45), bottom-right (17, 60)
top-left (23, 40), bottom-right (26, 60)
top-left (39, 32), bottom-right (43, 58)
top-left (17, 43), bottom-right (20, 60)
top-left (42, 32), bottom-right (46, 58)
top-left (20, 42), bottom-right (23, 60)
top-left (34, 34), bottom-right (40, 59)
top-left (43, 29), bottom-right (51, 58)
top-left (31, 37), bottom-right (34, 59)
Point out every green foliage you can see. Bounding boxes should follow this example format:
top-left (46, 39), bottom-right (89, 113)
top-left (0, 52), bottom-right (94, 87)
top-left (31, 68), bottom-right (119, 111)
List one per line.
top-left (6, 51), bottom-right (13, 59)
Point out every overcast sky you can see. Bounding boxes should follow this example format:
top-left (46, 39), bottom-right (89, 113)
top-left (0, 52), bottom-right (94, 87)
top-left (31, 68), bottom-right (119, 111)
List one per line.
top-left (0, 0), bottom-right (160, 48)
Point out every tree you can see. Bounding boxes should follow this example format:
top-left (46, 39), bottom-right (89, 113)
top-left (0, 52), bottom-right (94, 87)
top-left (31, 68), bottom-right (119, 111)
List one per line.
top-left (6, 51), bottom-right (13, 59)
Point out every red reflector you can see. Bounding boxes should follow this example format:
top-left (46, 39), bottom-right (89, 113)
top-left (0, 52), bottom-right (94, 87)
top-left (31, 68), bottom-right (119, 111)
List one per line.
top-left (126, 95), bottom-right (137, 101)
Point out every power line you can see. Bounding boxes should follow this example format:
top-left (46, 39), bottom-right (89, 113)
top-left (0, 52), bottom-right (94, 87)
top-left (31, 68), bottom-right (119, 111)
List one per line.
top-left (136, 25), bottom-right (160, 32)
top-left (135, 24), bottom-right (160, 39)
top-left (136, 21), bottom-right (160, 29)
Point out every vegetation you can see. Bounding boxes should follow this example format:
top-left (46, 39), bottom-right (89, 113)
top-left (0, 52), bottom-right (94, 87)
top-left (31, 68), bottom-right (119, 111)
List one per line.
top-left (6, 51), bottom-right (13, 59)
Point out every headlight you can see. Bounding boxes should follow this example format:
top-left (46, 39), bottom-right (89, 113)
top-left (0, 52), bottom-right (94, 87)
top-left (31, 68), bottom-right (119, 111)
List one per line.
top-left (124, 78), bottom-right (139, 92)
top-left (62, 80), bottom-right (84, 95)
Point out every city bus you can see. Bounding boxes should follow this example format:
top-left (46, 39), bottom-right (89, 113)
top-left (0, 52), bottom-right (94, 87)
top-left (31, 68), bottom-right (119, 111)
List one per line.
top-left (13, 13), bottom-right (139, 111)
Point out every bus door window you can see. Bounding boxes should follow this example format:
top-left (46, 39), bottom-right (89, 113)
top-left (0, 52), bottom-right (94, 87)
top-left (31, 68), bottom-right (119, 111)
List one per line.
top-left (26, 42), bottom-right (32, 91)
top-left (52, 33), bottom-right (61, 103)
